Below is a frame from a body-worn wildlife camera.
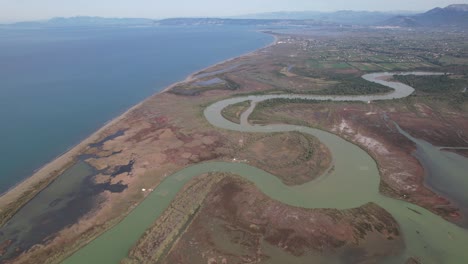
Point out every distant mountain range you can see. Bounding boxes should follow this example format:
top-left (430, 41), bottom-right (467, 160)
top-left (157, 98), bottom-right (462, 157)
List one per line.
top-left (3, 4), bottom-right (467, 29)
top-left (2, 16), bottom-right (333, 28)
top-left (382, 4), bottom-right (468, 27)
top-left (154, 18), bottom-right (329, 26)
top-left (234, 10), bottom-right (418, 25)
top-left (158, 5), bottom-right (467, 28)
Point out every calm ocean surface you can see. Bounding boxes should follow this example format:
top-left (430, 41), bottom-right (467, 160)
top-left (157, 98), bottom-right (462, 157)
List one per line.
top-left (0, 25), bottom-right (273, 193)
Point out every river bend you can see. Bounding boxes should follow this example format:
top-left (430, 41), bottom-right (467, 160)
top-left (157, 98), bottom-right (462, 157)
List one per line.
top-left (64, 72), bottom-right (468, 264)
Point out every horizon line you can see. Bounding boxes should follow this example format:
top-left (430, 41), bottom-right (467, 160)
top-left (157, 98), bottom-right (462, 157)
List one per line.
top-left (0, 7), bottom-right (435, 24)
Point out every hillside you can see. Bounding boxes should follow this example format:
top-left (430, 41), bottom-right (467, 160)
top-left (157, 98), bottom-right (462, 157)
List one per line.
top-left (235, 10), bottom-right (416, 25)
top-left (383, 4), bottom-right (468, 27)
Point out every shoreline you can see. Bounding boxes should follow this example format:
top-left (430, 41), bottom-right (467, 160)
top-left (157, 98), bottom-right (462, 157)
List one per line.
top-left (0, 31), bottom-right (277, 213)
top-left (160, 32), bottom-right (278, 93)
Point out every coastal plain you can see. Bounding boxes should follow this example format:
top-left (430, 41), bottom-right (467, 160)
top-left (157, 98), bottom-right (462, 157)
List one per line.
top-left (1, 26), bottom-right (468, 264)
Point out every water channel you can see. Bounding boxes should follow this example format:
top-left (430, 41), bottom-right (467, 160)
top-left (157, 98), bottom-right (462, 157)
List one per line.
top-left (63, 72), bottom-right (468, 264)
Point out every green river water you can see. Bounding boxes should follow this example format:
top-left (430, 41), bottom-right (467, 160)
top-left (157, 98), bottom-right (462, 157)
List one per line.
top-left (64, 72), bottom-right (468, 264)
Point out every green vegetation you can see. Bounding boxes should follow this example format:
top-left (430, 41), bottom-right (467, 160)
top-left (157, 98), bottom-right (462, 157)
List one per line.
top-left (308, 61), bottom-right (353, 69)
top-left (314, 77), bottom-right (391, 95)
top-left (283, 67), bottom-right (393, 95)
top-left (169, 77), bottom-right (240, 96)
top-left (439, 55), bottom-right (468, 66)
top-left (221, 101), bottom-right (250, 124)
top-left (224, 77), bottom-right (240, 90)
top-left (296, 29), bottom-right (468, 74)
top-left (394, 74), bottom-right (468, 106)
top-left (232, 89), bottom-right (289, 97)
top-left (349, 62), bottom-right (384, 71)
top-left (395, 74), bottom-right (467, 94)
top-left (256, 98), bottom-right (329, 110)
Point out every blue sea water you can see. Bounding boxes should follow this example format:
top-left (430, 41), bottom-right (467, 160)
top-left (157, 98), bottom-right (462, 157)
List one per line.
top-left (0, 25), bottom-right (273, 193)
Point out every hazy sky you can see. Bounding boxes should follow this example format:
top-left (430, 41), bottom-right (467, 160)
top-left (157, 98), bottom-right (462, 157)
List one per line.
top-left (0, 0), bottom-right (467, 22)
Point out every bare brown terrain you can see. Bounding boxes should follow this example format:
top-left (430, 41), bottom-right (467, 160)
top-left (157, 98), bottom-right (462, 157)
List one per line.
top-left (160, 176), bottom-right (403, 264)
top-left (249, 98), bottom-right (468, 222)
top-left (236, 132), bottom-right (332, 185)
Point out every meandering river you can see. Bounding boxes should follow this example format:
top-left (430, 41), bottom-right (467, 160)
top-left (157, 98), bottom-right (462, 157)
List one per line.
top-left (64, 72), bottom-right (468, 264)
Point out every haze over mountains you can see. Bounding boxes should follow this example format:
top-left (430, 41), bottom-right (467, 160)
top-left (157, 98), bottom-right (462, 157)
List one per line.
top-left (2, 4), bottom-right (467, 28)
top-left (236, 4), bottom-right (468, 27)
top-left (233, 10), bottom-right (418, 25)
top-left (153, 18), bottom-right (330, 26)
top-left (383, 4), bottom-right (468, 27)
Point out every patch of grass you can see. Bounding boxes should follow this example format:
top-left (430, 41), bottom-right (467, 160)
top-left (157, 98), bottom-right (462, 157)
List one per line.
top-left (394, 74), bottom-right (468, 107)
top-left (394, 74), bottom-right (467, 94)
top-left (232, 89), bottom-right (290, 97)
top-left (307, 60), bottom-right (326, 68)
top-left (254, 98), bottom-right (329, 113)
top-left (317, 77), bottom-right (391, 95)
top-left (169, 77), bottom-right (240, 96)
top-left (331, 62), bottom-right (352, 69)
top-left (349, 62), bottom-right (383, 72)
top-left (376, 63), bottom-right (406, 71)
top-left (307, 61), bottom-right (352, 70)
top-left (439, 55), bottom-right (468, 66)
top-left (221, 101), bottom-right (251, 124)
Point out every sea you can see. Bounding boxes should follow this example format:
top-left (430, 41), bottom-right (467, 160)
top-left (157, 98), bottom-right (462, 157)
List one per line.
top-left (0, 25), bottom-right (273, 193)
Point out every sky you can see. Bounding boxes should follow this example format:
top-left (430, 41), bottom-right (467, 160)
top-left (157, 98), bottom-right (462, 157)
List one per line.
top-left (0, 0), bottom-right (467, 22)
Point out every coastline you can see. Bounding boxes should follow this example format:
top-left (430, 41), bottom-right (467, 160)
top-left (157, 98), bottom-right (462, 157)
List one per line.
top-left (0, 99), bottom-right (144, 208)
top-left (0, 32), bottom-right (277, 220)
top-left (160, 32), bottom-right (278, 93)
top-left (3, 26), bottom-right (468, 264)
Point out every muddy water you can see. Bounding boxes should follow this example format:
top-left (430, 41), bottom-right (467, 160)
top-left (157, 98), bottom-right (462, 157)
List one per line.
top-left (396, 123), bottom-right (468, 225)
top-left (0, 162), bottom-right (96, 259)
top-left (64, 72), bottom-right (468, 264)
top-left (0, 161), bottom-right (127, 260)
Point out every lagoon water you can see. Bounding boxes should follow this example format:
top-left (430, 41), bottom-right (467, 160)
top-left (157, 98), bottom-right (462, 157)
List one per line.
top-left (0, 25), bottom-right (273, 193)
